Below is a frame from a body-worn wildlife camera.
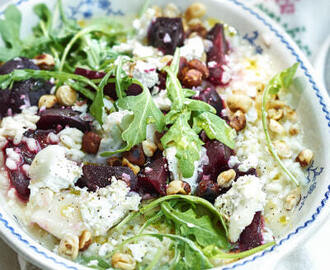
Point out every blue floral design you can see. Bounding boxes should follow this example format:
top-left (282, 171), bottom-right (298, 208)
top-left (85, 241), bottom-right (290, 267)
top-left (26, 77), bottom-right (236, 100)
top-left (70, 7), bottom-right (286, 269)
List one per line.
top-left (243, 31), bottom-right (264, 54)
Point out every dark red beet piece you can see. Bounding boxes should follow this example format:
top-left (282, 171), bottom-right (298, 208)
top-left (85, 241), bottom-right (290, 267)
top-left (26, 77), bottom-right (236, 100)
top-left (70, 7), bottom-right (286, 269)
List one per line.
top-left (74, 67), bottom-right (106, 79)
top-left (138, 153), bottom-right (169, 195)
top-left (37, 108), bottom-right (91, 132)
top-left (195, 174), bottom-right (221, 203)
top-left (206, 24), bottom-right (228, 85)
top-left (0, 57), bottom-right (39, 75)
top-left (194, 85), bottom-right (225, 117)
top-left (76, 164), bottom-right (137, 192)
top-left (123, 144), bottom-right (145, 166)
top-left (239, 211), bottom-right (264, 251)
top-left (147, 17), bottom-right (185, 55)
top-left (4, 129), bottom-right (57, 201)
top-left (203, 140), bottom-right (233, 180)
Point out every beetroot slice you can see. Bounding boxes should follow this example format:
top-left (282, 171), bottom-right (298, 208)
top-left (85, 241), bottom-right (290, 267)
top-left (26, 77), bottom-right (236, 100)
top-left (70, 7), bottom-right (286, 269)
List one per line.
top-left (238, 211), bottom-right (264, 251)
top-left (76, 164), bottom-right (138, 192)
top-left (195, 174), bottom-right (221, 203)
top-left (37, 108), bottom-right (91, 132)
top-left (206, 23), bottom-right (228, 85)
top-left (138, 153), bottom-right (169, 195)
top-left (194, 85), bottom-right (225, 117)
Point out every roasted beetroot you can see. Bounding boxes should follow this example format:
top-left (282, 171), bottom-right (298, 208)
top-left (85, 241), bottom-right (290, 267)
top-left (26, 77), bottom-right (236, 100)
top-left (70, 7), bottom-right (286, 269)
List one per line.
top-left (194, 85), bottom-right (225, 117)
top-left (203, 140), bottom-right (233, 180)
top-left (123, 144), bottom-right (145, 166)
top-left (239, 211), bottom-right (264, 251)
top-left (76, 164), bottom-right (137, 191)
top-left (138, 153), bottom-right (169, 195)
top-left (206, 24), bottom-right (228, 85)
top-left (195, 175), bottom-right (221, 203)
top-left (0, 57), bottom-right (39, 75)
top-left (74, 67), bottom-right (106, 79)
top-left (37, 108), bottom-right (91, 132)
top-left (147, 17), bottom-right (184, 55)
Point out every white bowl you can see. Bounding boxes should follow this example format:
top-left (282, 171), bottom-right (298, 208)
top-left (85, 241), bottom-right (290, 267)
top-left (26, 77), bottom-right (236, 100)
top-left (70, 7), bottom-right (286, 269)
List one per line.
top-left (0, 0), bottom-right (329, 269)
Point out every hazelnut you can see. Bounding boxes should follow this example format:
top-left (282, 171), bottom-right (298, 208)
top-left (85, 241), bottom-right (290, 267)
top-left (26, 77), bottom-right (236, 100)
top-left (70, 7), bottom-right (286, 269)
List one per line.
top-left (273, 140), bottom-right (292, 159)
top-left (166, 180), bottom-right (191, 195)
top-left (56, 85), bottom-right (78, 106)
top-left (268, 100), bottom-right (285, 110)
top-left (289, 125), bottom-right (299, 136)
top-left (142, 140), bottom-right (157, 157)
top-left (82, 131), bottom-right (101, 154)
top-left (163, 3), bottom-right (180, 18)
top-left (185, 3), bottom-right (206, 21)
top-left (123, 145), bottom-right (145, 166)
top-left (107, 157), bottom-right (122, 166)
top-left (268, 108), bottom-right (284, 121)
top-left (229, 110), bottom-right (246, 131)
top-left (38, 94), bottom-right (57, 109)
top-left (187, 59), bottom-right (209, 78)
top-left (296, 149), bottom-right (314, 167)
top-left (284, 188), bottom-right (301, 211)
top-left (226, 94), bottom-right (253, 113)
top-left (79, 230), bottom-right (92, 251)
top-left (122, 158), bottom-right (140, 175)
top-left (217, 169), bottom-right (236, 188)
top-left (34, 53), bottom-right (55, 70)
top-left (187, 18), bottom-right (203, 27)
top-left (187, 23), bottom-right (208, 38)
top-left (285, 106), bottom-right (297, 122)
top-left (58, 235), bottom-right (79, 260)
top-left (112, 253), bottom-right (136, 270)
top-left (269, 119), bottom-right (284, 134)
top-left (182, 69), bottom-right (203, 87)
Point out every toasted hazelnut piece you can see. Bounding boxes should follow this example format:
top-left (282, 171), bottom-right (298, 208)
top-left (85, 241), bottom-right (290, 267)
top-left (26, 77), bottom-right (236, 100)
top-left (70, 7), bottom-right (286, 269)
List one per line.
top-left (187, 59), bottom-right (209, 78)
top-left (217, 169), bottom-right (236, 188)
top-left (112, 253), bottom-right (136, 270)
top-left (269, 119), bottom-right (284, 134)
top-left (34, 53), bottom-right (55, 70)
top-left (229, 110), bottom-right (246, 131)
top-left (284, 188), bottom-right (301, 211)
top-left (289, 126), bottom-right (299, 136)
top-left (154, 131), bottom-right (164, 151)
top-left (268, 100), bottom-right (285, 110)
top-left (56, 85), bottom-right (78, 106)
top-left (273, 140), bottom-right (292, 159)
top-left (82, 131), bottom-right (101, 154)
top-left (182, 69), bottom-right (203, 87)
top-left (107, 157), bottom-right (122, 167)
top-left (187, 18), bottom-right (203, 27)
top-left (58, 235), bottom-right (79, 260)
top-left (122, 158), bottom-right (140, 175)
top-left (163, 3), bottom-right (180, 18)
top-left (187, 23), bottom-right (208, 38)
top-left (79, 230), bottom-right (92, 251)
top-left (152, 5), bottom-right (162, 17)
top-left (296, 149), bottom-right (314, 167)
top-left (123, 145), bottom-right (145, 166)
top-left (142, 140), bottom-right (157, 157)
top-left (226, 94), bottom-right (253, 113)
top-left (185, 3), bottom-right (206, 21)
top-left (268, 108), bottom-right (284, 121)
top-left (166, 180), bottom-right (191, 195)
top-left (285, 106), bottom-right (297, 122)
top-left (38, 94), bottom-right (57, 109)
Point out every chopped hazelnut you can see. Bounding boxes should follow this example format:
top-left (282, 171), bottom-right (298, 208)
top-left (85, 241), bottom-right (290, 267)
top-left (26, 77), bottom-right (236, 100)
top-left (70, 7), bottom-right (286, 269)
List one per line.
top-left (226, 94), bottom-right (253, 113)
top-left (229, 110), bottom-right (246, 131)
top-left (185, 3), bottom-right (206, 21)
top-left (122, 158), bottom-right (140, 175)
top-left (82, 131), bottom-right (101, 154)
top-left (217, 169), bottom-right (236, 188)
top-left (284, 188), bottom-right (301, 211)
top-left (79, 230), bottom-right (92, 251)
top-left (38, 94), bottom-right (57, 109)
top-left (296, 149), bottom-right (314, 167)
top-left (112, 253), bottom-right (136, 270)
top-left (166, 180), bottom-right (191, 195)
top-left (182, 68), bottom-right (203, 87)
top-left (187, 59), bottom-right (209, 78)
top-left (142, 140), bottom-right (157, 157)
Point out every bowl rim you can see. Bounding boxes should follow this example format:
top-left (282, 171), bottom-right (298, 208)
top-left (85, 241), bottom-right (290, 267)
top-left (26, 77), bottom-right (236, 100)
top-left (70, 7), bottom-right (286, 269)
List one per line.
top-left (0, 0), bottom-right (329, 269)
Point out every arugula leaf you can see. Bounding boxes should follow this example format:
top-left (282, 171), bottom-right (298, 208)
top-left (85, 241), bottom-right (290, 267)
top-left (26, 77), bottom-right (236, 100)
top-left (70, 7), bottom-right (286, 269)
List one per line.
top-left (0, 5), bottom-right (23, 61)
top-left (184, 99), bottom-right (216, 113)
top-left (33, 4), bottom-right (53, 37)
top-left (77, 255), bottom-right (111, 270)
top-left (161, 111), bottom-right (203, 178)
top-left (0, 69), bottom-right (96, 100)
top-left (161, 201), bottom-right (229, 249)
top-left (262, 63), bottom-right (299, 185)
top-left (193, 112), bottom-right (236, 149)
top-left (90, 70), bottom-right (113, 125)
top-left (101, 82), bottom-right (165, 156)
top-left (115, 56), bottom-right (133, 99)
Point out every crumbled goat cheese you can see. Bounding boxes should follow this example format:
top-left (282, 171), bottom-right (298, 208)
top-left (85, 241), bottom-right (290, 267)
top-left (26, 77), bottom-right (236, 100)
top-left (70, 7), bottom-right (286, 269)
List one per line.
top-left (29, 145), bottom-right (82, 195)
top-left (113, 39), bottom-right (162, 58)
top-left (180, 36), bottom-right (205, 61)
top-left (152, 90), bottom-right (172, 111)
top-left (133, 8), bottom-right (156, 40)
top-left (215, 175), bottom-right (266, 242)
top-left (5, 148), bottom-right (21, 171)
top-left (0, 106), bottom-right (39, 144)
top-left (72, 103), bottom-right (88, 113)
top-left (164, 146), bottom-right (208, 191)
top-left (132, 60), bottom-right (159, 88)
top-left (58, 127), bottom-right (85, 162)
top-left (80, 178), bottom-right (141, 236)
top-left (228, 155), bottom-right (240, 168)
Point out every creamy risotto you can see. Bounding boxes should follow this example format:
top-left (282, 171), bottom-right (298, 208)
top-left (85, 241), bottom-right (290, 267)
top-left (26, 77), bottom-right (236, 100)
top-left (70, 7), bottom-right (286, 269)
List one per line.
top-left (0, 1), bottom-right (313, 269)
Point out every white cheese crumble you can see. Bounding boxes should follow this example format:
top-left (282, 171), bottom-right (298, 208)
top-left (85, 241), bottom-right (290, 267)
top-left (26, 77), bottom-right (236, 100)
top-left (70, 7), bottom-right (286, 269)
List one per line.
top-left (164, 146), bottom-right (208, 191)
top-left (132, 8), bottom-right (156, 40)
top-left (0, 106), bottom-right (39, 144)
top-left (215, 175), bottom-right (266, 242)
top-left (80, 178), bottom-right (141, 236)
top-left (180, 36), bottom-right (205, 61)
top-left (152, 90), bottom-right (172, 111)
top-left (58, 127), bottom-right (85, 162)
top-left (132, 60), bottom-right (159, 88)
top-left (28, 145), bottom-right (82, 196)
